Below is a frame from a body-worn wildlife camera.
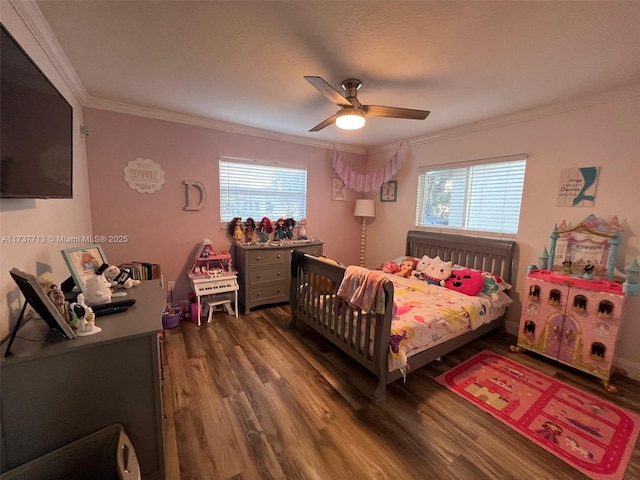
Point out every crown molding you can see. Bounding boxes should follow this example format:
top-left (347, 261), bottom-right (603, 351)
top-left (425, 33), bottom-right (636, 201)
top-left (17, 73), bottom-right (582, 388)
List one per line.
top-left (394, 84), bottom-right (640, 152)
top-left (10, 0), bottom-right (89, 103)
top-left (84, 96), bottom-right (367, 155)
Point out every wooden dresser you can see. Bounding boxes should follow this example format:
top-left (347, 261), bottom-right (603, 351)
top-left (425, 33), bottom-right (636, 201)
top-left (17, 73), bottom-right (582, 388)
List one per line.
top-left (233, 242), bottom-right (323, 314)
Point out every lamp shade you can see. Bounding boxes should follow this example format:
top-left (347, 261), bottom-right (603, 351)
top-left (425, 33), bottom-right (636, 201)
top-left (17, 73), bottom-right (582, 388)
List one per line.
top-left (336, 108), bottom-right (366, 130)
top-left (354, 199), bottom-right (375, 218)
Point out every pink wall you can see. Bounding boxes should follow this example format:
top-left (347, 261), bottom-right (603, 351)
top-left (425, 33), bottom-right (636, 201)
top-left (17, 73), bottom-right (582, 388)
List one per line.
top-left (83, 108), bottom-right (365, 302)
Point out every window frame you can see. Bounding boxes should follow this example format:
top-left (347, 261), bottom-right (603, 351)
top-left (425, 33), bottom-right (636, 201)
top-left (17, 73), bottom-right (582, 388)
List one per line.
top-left (218, 157), bottom-right (308, 228)
top-left (415, 154), bottom-right (527, 237)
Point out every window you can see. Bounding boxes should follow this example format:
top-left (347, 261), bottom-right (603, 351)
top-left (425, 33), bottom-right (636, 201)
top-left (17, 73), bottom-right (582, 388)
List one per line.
top-left (219, 158), bottom-right (307, 223)
top-left (416, 155), bottom-right (526, 235)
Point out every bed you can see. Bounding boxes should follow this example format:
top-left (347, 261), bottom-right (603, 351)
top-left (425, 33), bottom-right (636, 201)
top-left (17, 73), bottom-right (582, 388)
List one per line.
top-left (288, 230), bottom-right (516, 402)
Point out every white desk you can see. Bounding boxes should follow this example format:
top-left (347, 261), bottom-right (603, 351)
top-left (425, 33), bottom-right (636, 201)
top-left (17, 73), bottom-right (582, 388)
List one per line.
top-left (189, 271), bottom-right (238, 326)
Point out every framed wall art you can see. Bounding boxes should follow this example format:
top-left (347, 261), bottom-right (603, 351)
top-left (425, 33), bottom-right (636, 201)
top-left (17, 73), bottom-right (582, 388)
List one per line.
top-left (380, 180), bottom-right (397, 202)
top-left (332, 178), bottom-right (346, 201)
top-left (61, 244), bottom-right (107, 292)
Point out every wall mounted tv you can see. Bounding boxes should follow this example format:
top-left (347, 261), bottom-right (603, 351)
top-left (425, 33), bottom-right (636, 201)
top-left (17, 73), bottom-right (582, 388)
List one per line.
top-left (1, 24), bottom-right (73, 199)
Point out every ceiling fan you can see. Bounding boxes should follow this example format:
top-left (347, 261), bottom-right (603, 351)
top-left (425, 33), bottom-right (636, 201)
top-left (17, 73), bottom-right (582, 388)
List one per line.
top-left (304, 76), bottom-right (430, 132)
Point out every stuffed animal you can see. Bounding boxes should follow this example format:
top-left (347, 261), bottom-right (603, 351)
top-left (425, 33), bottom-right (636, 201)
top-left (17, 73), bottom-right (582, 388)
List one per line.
top-left (382, 260), bottom-right (399, 274)
top-left (422, 256), bottom-right (452, 286)
top-left (412, 255), bottom-right (432, 280)
top-left (395, 257), bottom-right (418, 278)
top-left (84, 273), bottom-right (112, 305)
top-left (100, 264), bottom-right (140, 289)
top-left (445, 268), bottom-right (484, 296)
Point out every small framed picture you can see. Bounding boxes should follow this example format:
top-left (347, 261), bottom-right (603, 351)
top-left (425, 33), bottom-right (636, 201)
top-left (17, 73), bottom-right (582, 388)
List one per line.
top-left (332, 178), bottom-right (346, 201)
top-left (380, 180), bottom-right (397, 202)
top-left (61, 244), bottom-right (108, 292)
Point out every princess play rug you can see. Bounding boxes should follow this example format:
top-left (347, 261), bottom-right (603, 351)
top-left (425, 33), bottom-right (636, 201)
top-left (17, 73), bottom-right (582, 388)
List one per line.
top-left (435, 351), bottom-right (640, 480)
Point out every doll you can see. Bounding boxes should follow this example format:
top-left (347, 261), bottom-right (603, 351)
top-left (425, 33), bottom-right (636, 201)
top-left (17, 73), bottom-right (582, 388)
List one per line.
top-left (285, 218), bottom-right (296, 240)
top-left (227, 217), bottom-right (244, 244)
top-left (244, 217), bottom-right (256, 243)
top-left (395, 258), bottom-right (417, 278)
top-left (297, 217), bottom-right (308, 240)
top-left (273, 218), bottom-right (286, 241)
top-left (256, 216), bottom-right (273, 243)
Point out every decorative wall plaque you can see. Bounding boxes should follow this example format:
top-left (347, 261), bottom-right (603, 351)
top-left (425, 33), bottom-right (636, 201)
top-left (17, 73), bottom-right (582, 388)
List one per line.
top-left (123, 158), bottom-right (165, 193)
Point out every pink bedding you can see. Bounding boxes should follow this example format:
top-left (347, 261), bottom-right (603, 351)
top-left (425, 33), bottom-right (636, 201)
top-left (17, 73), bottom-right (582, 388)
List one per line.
top-left (382, 273), bottom-right (511, 375)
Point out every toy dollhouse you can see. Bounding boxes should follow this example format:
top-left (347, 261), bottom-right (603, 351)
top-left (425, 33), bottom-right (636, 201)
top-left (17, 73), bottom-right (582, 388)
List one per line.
top-left (512, 215), bottom-right (637, 393)
top-left (188, 239), bottom-right (238, 325)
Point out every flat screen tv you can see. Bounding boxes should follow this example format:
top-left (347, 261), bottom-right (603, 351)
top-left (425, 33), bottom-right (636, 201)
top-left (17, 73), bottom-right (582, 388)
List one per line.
top-left (1, 24), bottom-right (73, 199)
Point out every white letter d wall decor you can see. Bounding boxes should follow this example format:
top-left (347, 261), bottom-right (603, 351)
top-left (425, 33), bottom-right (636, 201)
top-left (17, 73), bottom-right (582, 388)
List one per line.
top-left (184, 180), bottom-right (207, 211)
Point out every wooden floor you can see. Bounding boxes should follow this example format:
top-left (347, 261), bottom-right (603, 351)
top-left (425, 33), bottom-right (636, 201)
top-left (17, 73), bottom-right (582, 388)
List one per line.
top-left (161, 305), bottom-right (640, 480)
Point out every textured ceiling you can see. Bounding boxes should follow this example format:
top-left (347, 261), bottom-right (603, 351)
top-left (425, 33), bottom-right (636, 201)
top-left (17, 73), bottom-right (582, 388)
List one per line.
top-left (34, 1), bottom-right (640, 149)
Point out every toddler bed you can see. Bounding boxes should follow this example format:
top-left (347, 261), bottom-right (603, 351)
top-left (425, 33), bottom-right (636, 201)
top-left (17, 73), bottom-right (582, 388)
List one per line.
top-left (289, 230), bottom-right (516, 402)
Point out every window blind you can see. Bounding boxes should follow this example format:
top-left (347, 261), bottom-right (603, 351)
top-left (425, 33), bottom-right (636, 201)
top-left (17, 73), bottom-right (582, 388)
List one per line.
top-left (219, 158), bottom-right (307, 223)
top-left (416, 155), bottom-right (526, 235)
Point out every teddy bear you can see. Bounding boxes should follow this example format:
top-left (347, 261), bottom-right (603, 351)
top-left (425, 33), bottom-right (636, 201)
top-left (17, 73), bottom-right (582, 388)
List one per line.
top-left (101, 264), bottom-right (141, 289)
top-left (421, 256), bottom-right (452, 286)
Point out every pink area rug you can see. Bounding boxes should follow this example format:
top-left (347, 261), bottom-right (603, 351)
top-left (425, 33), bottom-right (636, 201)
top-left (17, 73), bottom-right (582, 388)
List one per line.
top-left (435, 351), bottom-right (639, 480)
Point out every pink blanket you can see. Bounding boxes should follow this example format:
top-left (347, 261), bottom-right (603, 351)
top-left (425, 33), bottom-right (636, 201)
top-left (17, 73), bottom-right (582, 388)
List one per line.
top-left (337, 266), bottom-right (387, 314)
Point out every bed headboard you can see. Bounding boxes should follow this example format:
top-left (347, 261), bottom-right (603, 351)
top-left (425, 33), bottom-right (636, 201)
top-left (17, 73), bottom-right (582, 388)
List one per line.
top-left (406, 231), bottom-right (516, 283)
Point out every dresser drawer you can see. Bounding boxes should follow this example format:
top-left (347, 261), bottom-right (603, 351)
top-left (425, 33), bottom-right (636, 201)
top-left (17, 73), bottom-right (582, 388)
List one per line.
top-left (249, 281), bottom-right (288, 302)
top-left (250, 267), bottom-right (288, 284)
top-left (249, 249), bottom-right (286, 266)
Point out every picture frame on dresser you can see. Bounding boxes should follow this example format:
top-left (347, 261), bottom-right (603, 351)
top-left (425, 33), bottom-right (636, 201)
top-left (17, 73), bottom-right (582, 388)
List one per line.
top-left (61, 244), bottom-right (107, 292)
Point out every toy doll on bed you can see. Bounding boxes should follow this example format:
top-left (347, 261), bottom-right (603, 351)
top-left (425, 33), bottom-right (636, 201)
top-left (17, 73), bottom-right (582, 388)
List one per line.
top-left (395, 257), bottom-right (418, 278)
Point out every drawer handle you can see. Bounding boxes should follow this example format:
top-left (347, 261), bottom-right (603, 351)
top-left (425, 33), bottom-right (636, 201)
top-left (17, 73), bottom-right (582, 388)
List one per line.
top-left (256, 256), bottom-right (261, 261)
top-left (277, 254), bottom-right (281, 259)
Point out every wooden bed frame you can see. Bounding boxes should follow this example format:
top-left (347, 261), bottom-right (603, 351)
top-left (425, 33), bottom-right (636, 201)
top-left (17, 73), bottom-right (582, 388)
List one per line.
top-left (289, 230), bottom-right (516, 402)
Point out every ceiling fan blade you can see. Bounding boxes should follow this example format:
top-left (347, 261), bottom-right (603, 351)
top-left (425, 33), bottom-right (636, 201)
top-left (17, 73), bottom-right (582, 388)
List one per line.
top-left (305, 76), bottom-right (352, 107)
top-left (363, 105), bottom-right (430, 120)
top-left (309, 113), bottom-right (338, 132)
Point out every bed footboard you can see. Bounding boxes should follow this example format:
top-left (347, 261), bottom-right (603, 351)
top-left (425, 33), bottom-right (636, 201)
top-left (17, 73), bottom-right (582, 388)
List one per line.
top-left (289, 251), bottom-right (394, 401)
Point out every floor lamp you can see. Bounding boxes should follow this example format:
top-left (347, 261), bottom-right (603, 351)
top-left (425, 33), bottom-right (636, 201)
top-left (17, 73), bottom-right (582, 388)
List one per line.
top-left (354, 199), bottom-right (375, 267)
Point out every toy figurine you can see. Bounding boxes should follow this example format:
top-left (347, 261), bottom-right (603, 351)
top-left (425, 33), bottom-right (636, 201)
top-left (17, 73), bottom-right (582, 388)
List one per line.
top-left (84, 273), bottom-right (113, 305)
top-left (297, 217), bottom-right (308, 240)
top-left (244, 217), bottom-right (256, 243)
top-left (273, 218), bottom-right (286, 241)
top-left (285, 218), bottom-right (296, 240)
top-left (256, 217), bottom-right (273, 243)
top-left (228, 217), bottom-right (244, 244)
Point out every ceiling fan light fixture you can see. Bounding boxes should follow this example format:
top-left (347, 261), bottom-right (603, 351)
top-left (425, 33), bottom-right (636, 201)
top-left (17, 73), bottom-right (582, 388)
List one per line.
top-left (336, 108), bottom-right (365, 130)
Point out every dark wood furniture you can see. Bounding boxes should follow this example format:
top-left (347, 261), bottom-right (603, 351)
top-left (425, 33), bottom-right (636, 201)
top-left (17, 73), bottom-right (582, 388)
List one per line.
top-left (0, 280), bottom-right (165, 480)
top-left (289, 230), bottom-right (515, 402)
top-left (233, 242), bottom-right (323, 314)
